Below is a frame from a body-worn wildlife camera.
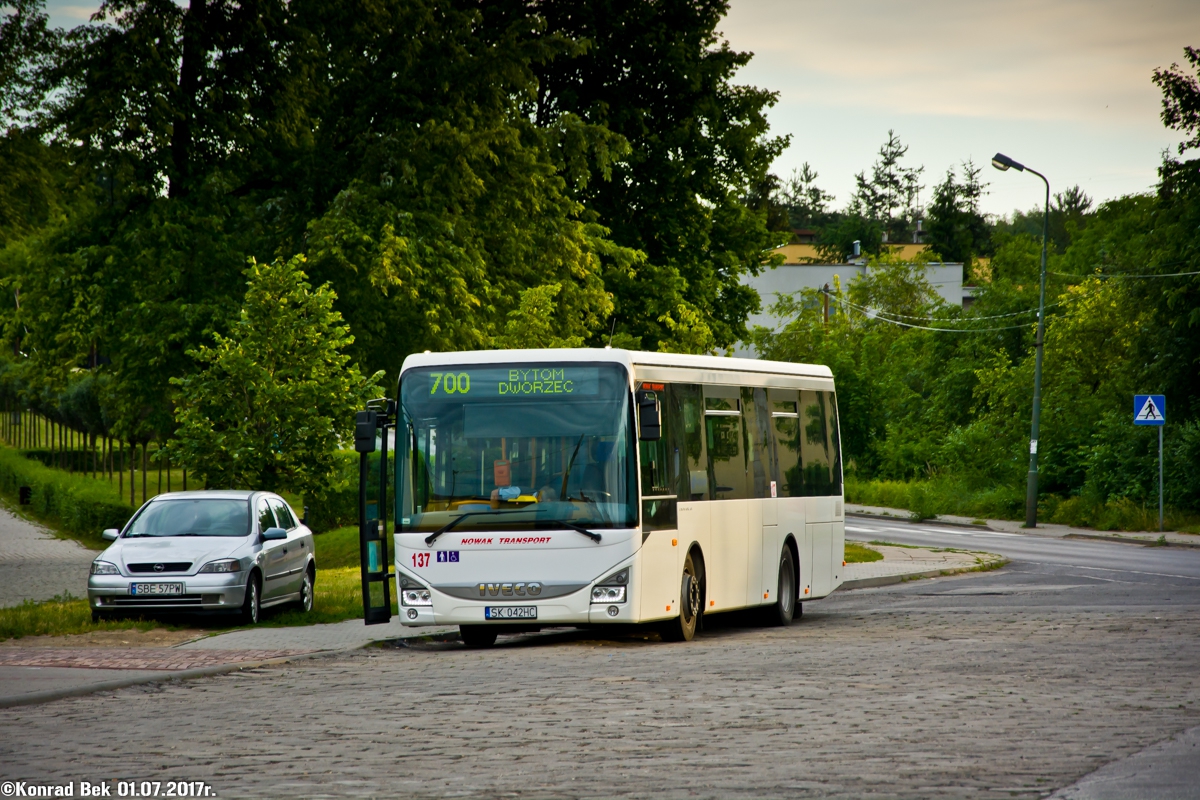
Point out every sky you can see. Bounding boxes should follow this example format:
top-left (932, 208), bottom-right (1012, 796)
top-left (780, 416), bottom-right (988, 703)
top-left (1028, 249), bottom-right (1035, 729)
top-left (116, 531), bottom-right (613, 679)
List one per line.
top-left (720, 0), bottom-right (1198, 217)
top-left (40, 0), bottom-right (1199, 218)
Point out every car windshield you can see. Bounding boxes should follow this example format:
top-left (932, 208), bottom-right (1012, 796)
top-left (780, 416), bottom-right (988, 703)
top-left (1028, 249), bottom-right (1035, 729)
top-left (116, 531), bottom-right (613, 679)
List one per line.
top-left (396, 362), bottom-right (637, 533)
top-left (124, 498), bottom-right (251, 538)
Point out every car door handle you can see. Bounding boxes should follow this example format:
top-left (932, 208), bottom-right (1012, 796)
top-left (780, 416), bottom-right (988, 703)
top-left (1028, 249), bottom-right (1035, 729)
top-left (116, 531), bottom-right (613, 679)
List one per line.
top-left (282, 548), bottom-right (288, 554)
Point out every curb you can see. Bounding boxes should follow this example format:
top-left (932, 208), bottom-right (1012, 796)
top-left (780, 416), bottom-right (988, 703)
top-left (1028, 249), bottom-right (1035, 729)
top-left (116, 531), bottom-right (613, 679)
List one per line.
top-left (838, 558), bottom-right (1009, 591)
top-left (847, 511), bottom-right (995, 532)
top-left (1063, 533), bottom-right (1200, 550)
top-left (0, 647), bottom-right (344, 710)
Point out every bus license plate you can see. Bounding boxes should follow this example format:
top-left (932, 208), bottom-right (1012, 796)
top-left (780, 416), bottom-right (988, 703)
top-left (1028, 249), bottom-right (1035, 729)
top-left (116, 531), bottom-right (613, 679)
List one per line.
top-left (130, 582), bottom-right (185, 596)
top-left (485, 606), bottom-right (537, 620)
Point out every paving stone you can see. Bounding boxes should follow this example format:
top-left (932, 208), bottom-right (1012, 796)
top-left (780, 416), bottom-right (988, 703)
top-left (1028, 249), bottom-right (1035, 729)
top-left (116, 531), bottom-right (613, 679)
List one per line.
top-left (0, 505), bottom-right (96, 608)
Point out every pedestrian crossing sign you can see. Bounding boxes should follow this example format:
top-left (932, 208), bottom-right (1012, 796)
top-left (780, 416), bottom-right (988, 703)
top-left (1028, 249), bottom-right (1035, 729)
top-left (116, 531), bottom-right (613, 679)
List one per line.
top-left (1133, 394), bottom-right (1166, 426)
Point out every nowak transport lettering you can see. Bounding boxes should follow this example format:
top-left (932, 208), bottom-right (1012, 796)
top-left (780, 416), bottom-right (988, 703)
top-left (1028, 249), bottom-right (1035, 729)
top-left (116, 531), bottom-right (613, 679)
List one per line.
top-left (477, 582), bottom-right (543, 597)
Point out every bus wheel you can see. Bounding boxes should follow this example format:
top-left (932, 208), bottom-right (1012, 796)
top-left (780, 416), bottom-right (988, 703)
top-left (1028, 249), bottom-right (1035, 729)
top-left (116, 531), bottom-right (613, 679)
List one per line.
top-left (661, 552), bottom-right (702, 642)
top-left (460, 625), bottom-right (498, 648)
top-left (763, 546), bottom-right (796, 626)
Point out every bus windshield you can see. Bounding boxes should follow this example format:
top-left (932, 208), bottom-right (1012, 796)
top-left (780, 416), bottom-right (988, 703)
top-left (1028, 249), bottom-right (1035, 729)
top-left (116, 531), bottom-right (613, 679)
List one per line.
top-left (396, 362), bottom-right (637, 533)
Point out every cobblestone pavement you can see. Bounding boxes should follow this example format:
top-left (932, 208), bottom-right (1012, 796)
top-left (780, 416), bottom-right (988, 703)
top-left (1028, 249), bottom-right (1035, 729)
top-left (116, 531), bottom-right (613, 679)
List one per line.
top-left (2, 558), bottom-right (1199, 799)
top-left (0, 648), bottom-right (311, 670)
top-left (0, 505), bottom-right (96, 607)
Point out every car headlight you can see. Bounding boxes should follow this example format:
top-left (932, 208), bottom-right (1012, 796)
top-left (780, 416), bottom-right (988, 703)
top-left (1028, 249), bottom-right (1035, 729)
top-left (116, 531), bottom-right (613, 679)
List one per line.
top-left (198, 559), bottom-right (242, 574)
top-left (401, 588), bottom-right (432, 607)
top-left (591, 585), bottom-right (626, 603)
top-left (90, 560), bottom-right (120, 576)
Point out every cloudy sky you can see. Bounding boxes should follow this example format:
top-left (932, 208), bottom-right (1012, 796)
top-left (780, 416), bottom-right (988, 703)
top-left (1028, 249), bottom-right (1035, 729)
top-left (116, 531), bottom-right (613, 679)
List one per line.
top-left (721, 0), bottom-right (1197, 216)
top-left (42, 0), bottom-right (1198, 217)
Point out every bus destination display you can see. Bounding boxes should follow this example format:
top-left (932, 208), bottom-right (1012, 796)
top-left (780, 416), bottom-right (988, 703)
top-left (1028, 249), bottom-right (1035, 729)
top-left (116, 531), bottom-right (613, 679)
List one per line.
top-left (426, 367), bottom-right (599, 398)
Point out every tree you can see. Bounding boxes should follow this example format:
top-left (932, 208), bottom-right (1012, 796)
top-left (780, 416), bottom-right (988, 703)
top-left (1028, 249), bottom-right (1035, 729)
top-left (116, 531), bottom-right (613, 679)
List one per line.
top-left (1153, 45), bottom-right (1200, 155)
top-left (169, 256), bottom-right (381, 496)
top-left (778, 163), bottom-right (836, 231)
top-left (521, 0), bottom-right (790, 352)
top-left (850, 130), bottom-right (924, 246)
top-left (492, 284), bottom-right (586, 349)
top-left (925, 160), bottom-right (990, 273)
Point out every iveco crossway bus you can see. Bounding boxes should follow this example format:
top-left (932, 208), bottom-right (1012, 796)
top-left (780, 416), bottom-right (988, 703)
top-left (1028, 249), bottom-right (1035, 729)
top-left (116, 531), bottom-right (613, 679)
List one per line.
top-left (353, 349), bottom-right (844, 647)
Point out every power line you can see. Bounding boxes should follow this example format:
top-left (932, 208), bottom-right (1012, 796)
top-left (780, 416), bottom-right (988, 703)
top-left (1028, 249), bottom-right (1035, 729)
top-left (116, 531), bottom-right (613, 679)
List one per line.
top-left (828, 295), bottom-right (1033, 333)
top-left (1050, 268), bottom-right (1200, 280)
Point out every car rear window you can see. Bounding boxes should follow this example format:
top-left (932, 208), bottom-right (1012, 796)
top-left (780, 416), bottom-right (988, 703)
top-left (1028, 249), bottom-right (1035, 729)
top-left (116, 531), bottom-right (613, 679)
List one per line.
top-left (125, 499), bottom-right (251, 538)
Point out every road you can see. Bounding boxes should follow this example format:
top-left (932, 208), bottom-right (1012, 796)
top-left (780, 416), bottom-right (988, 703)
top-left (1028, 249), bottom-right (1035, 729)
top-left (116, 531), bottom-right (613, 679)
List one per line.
top-left (1, 519), bottom-right (1199, 799)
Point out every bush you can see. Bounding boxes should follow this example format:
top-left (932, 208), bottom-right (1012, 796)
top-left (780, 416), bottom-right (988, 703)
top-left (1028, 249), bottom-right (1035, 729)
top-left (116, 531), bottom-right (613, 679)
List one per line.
top-left (304, 451), bottom-right (358, 533)
top-left (0, 447), bottom-right (135, 545)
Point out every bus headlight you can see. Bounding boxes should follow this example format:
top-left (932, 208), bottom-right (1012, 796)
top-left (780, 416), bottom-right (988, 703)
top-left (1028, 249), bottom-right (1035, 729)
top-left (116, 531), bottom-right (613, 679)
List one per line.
top-left (591, 567), bottom-right (628, 604)
top-left (402, 588), bottom-right (432, 607)
top-left (592, 585), bottom-right (626, 603)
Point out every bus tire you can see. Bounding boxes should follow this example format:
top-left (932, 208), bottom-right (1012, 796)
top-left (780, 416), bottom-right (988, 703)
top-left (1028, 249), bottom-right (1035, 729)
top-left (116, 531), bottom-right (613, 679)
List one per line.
top-left (763, 546), bottom-right (796, 626)
top-left (660, 552), bottom-right (702, 642)
top-left (460, 625), bottom-right (498, 648)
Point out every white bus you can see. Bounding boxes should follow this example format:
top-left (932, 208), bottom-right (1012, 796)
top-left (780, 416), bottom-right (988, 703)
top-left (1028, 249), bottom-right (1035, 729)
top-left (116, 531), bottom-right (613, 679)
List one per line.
top-left (354, 348), bottom-right (845, 646)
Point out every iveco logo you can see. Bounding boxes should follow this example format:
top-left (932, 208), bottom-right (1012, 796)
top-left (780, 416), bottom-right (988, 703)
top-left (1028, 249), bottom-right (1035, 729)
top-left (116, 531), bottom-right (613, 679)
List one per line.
top-left (477, 582), bottom-right (542, 597)
top-left (153, 563), bottom-right (165, 572)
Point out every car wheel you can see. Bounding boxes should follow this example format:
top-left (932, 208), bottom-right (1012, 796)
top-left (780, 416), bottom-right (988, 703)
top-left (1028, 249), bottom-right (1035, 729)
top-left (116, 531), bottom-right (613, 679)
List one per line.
top-left (660, 552), bottom-right (702, 642)
top-left (299, 566), bottom-right (314, 613)
top-left (240, 573), bottom-right (261, 625)
top-left (762, 546), bottom-right (796, 626)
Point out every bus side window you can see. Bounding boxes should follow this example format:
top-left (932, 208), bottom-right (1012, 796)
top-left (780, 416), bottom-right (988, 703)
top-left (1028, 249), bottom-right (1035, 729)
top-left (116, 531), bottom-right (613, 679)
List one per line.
top-left (671, 384), bottom-right (707, 501)
top-left (800, 390), bottom-right (834, 496)
top-left (704, 385), bottom-right (746, 500)
top-left (742, 387), bottom-right (775, 498)
top-left (826, 391), bottom-right (843, 495)
top-left (769, 389), bottom-right (801, 496)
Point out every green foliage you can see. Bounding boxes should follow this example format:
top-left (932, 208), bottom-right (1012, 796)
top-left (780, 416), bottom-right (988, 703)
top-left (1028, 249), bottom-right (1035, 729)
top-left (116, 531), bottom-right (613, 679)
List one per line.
top-left (849, 130), bottom-right (924, 246)
top-left (492, 283), bottom-right (586, 349)
top-left (925, 161), bottom-right (990, 270)
top-left (312, 526), bottom-right (361, 569)
top-left (0, 446), bottom-right (134, 544)
top-left (526, 0), bottom-right (789, 352)
top-left (170, 256), bottom-right (381, 497)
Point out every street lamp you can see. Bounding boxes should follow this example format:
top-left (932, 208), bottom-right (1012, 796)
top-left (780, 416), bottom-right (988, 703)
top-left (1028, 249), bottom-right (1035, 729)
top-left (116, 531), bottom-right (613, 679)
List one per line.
top-left (992, 152), bottom-right (1050, 528)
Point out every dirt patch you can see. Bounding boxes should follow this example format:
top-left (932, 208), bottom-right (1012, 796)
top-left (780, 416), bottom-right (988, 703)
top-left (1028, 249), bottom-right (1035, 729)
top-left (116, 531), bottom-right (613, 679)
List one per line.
top-left (0, 628), bottom-right (207, 649)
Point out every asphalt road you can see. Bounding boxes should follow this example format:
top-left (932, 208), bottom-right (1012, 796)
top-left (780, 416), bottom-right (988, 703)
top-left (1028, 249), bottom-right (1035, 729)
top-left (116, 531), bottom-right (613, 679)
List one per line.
top-left (1, 520), bottom-right (1199, 799)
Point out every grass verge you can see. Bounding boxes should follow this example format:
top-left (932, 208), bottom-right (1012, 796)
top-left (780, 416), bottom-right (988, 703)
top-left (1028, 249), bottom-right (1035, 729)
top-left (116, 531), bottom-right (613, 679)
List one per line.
top-left (846, 474), bottom-right (1200, 533)
top-left (844, 542), bottom-right (883, 563)
top-left (0, 564), bottom-right (386, 641)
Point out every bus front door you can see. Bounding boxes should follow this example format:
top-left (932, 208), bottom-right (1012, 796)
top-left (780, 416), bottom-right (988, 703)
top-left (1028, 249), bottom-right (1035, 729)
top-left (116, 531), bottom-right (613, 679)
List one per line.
top-left (355, 402), bottom-right (395, 625)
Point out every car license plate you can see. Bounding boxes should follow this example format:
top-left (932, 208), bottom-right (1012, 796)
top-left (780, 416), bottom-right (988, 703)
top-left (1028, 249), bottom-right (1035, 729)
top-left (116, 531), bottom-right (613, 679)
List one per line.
top-left (130, 582), bottom-right (185, 596)
top-left (484, 606), bottom-right (537, 620)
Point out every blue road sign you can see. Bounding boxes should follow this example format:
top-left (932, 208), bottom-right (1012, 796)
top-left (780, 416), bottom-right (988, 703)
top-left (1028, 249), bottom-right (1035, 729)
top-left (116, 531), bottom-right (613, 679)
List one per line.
top-left (1133, 394), bottom-right (1166, 426)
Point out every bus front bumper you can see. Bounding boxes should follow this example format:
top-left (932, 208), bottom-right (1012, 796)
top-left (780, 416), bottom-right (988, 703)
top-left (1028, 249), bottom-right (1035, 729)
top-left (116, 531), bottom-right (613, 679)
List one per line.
top-left (397, 585), bottom-right (636, 627)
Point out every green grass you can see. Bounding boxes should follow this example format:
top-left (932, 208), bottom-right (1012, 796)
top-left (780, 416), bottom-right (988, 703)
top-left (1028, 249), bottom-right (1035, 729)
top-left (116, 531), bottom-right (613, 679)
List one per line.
top-left (844, 542), bottom-right (883, 563)
top-left (0, 564), bottom-right (386, 641)
top-left (312, 525), bottom-right (360, 568)
top-left (846, 474), bottom-right (1200, 533)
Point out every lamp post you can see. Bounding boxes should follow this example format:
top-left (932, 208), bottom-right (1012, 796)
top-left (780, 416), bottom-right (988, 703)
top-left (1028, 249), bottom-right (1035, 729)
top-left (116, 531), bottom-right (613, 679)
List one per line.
top-left (992, 152), bottom-right (1049, 528)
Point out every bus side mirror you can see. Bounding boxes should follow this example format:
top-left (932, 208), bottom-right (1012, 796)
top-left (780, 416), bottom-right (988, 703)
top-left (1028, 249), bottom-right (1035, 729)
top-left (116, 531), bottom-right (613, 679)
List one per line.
top-left (637, 390), bottom-right (661, 441)
top-left (355, 410), bottom-right (378, 453)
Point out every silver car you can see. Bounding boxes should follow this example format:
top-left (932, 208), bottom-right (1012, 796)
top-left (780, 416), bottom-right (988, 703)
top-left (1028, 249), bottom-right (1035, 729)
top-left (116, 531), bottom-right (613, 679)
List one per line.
top-left (87, 490), bottom-right (316, 625)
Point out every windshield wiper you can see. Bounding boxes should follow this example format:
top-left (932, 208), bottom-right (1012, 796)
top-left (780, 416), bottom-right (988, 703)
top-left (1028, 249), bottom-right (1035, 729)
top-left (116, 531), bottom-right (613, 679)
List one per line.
top-left (538, 519), bottom-right (602, 543)
top-left (425, 510), bottom-right (521, 546)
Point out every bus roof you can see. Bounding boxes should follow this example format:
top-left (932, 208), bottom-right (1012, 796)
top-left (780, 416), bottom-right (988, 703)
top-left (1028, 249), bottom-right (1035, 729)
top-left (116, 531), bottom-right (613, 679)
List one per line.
top-left (399, 348), bottom-right (833, 381)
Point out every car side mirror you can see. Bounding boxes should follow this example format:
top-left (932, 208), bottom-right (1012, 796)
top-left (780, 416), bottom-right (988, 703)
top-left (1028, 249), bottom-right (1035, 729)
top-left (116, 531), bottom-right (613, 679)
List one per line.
top-left (636, 389), bottom-right (661, 441)
top-left (261, 527), bottom-right (288, 541)
top-left (101, 529), bottom-right (119, 541)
